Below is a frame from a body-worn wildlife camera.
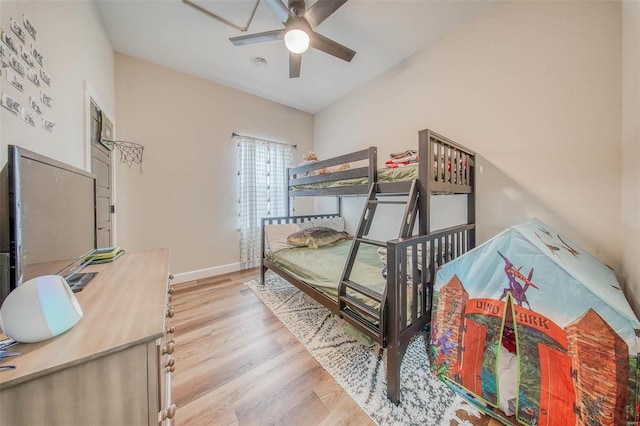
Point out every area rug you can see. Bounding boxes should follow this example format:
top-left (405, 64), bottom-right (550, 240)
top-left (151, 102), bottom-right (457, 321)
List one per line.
top-left (245, 275), bottom-right (481, 425)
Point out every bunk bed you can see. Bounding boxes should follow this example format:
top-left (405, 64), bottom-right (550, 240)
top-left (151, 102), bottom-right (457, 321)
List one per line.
top-left (260, 129), bottom-right (476, 404)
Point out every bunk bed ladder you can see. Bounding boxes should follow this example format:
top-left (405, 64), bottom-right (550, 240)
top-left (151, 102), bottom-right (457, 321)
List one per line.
top-left (338, 180), bottom-right (419, 344)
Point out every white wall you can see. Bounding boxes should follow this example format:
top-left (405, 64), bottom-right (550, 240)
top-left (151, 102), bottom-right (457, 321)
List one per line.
top-left (114, 54), bottom-right (314, 282)
top-left (0, 1), bottom-right (114, 251)
top-left (315, 1), bottom-right (623, 272)
top-left (0, 1), bottom-right (115, 168)
top-left (621, 0), bottom-right (640, 316)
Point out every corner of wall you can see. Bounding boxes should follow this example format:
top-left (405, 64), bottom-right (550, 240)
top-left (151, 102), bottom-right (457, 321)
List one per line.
top-left (621, 0), bottom-right (640, 318)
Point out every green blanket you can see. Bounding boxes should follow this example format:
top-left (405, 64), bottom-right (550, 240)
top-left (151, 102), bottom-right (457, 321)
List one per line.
top-left (292, 164), bottom-right (418, 189)
top-left (266, 240), bottom-right (385, 301)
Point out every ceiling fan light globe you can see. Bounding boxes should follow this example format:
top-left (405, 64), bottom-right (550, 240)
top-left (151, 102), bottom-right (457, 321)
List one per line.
top-left (284, 29), bottom-right (310, 54)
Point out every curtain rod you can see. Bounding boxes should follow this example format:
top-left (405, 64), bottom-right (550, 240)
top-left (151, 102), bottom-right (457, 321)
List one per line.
top-left (232, 132), bottom-right (297, 149)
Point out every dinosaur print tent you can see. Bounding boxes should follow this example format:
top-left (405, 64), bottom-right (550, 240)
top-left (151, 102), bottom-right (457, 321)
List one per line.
top-left (430, 218), bottom-right (639, 426)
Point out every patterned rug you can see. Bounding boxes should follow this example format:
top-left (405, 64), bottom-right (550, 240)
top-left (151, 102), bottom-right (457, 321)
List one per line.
top-left (245, 275), bottom-right (481, 425)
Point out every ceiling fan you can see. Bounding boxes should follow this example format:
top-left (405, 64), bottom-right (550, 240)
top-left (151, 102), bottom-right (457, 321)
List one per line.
top-left (230, 0), bottom-right (356, 78)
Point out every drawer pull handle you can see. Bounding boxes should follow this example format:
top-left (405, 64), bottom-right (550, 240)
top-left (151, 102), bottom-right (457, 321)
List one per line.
top-left (168, 286), bottom-right (175, 295)
top-left (166, 307), bottom-right (175, 318)
top-left (169, 274), bottom-right (175, 280)
top-left (161, 404), bottom-right (177, 420)
top-left (162, 342), bottom-right (175, 355)
top-left (166, 326), bottom-right (175, 334)
top-left (165, 358), bottom-right (175, 368)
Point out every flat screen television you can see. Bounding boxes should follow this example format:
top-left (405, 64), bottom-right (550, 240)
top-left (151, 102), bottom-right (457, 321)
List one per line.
top-left (6, 145), bottom-right (97, 299)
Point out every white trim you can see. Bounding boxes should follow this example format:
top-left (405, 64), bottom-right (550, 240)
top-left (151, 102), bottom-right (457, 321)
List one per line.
top-left (83, 80), bottom-right (118, 246)
top-left (83, 80), bottom-right (115, 170)
top-left (170, 262), bottom-right (248, 284)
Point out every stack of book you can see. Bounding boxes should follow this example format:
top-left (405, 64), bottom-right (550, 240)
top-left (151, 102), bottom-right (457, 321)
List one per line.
top-left (85, 246), bottom-right (125, 264)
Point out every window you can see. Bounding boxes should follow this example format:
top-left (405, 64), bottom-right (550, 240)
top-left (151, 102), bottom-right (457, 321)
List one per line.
top-left (236, 134), bottom-right (294, 266)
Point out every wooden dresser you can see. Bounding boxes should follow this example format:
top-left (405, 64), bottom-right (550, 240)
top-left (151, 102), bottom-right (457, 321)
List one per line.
top-left (0, 249), bottom-right (176, 425)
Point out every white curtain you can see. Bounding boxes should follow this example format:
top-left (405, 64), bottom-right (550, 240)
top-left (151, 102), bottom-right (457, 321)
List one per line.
top-left (236, 134), bottom-right (294, 266)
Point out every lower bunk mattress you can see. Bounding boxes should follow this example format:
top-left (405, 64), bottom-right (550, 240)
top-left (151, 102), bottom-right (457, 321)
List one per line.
top-left (265, 240), bottom-right (385, 301)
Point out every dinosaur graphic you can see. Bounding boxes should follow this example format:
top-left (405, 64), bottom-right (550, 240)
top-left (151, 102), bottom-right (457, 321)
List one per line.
top-left (539, 227), bottom-right (552, 238)
top-left (446, 300), bottom-right (458, 323)
top-left (535, 230), bottom-right (581, 262)
top-left (557, 234), bottom-right (580, 257)
top-left (430, 323), bottom-right (458, 377)
top-left (536, 232), bottom-right (561, 256)
top-left (431, 325), bottom-right (456, 355)
top-left (497, 251), bottom-right (539, 309)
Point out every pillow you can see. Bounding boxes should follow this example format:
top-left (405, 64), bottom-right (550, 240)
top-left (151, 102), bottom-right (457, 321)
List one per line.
top-left (287, 227), bottom-right (350, 249)
top-left (310, 216), bottom-right (345, 232)
top-left (264, 222), bottom-right (311, 254)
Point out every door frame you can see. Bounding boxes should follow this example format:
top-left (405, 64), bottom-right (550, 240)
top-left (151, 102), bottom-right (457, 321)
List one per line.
top-left (84, 80), bottom-right (116, 245)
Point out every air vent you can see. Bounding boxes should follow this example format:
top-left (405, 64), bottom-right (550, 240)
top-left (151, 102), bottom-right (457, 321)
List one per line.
top-left (250, 55), bottom-right (268, 68)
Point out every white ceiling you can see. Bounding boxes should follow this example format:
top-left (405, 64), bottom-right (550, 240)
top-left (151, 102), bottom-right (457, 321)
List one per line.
top-left (97, 0), bottom-right (491, 114)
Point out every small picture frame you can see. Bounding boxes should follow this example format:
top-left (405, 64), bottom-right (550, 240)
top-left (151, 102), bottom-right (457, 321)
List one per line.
top-left (9, 54), bottom-right (24, 75)
top-left (23, 16), bottom-right (37, 41)
top-left (41, 91), bottom-right (53, 107)
top-left (29, 96), bottom-right (43, 115)
top-left (40, 68), bottom-right (50, 86)
top-left (21, 107), bottom-right (36, 127)
top-left (1, 92), bottom-right (21, 114)
top-left (20, 46), bottom-right (35, 68)
top-left (2, 31), bottom-right (19, 54)
top-left (7, 68), bottom-right (24, 92)
top-left (31, 45), bottom-right (43, 66)
top-left (43, 118), bottom-right (55, 132)
top-left (10, 17), bottom-right (26, 43)
top-left (27, 68), bottom-right (40, 86)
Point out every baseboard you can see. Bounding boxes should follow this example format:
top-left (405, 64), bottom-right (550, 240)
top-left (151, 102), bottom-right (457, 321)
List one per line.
top-left (171, 261), bottom-right (252, 284)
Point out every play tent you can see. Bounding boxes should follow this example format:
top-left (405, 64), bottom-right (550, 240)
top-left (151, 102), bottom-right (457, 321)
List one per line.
top-left (430, 218), bottom-right (639, 426)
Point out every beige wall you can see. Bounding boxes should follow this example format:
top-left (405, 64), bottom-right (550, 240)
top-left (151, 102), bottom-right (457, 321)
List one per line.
top-left (316, 1), bottom-right (623, 272)
top-left (114, 54), bottom-right (313, 282)
top-left (621, 0), bottom-right (640, 316)
top-left (0, 1), bottom-right (115, 168)
top-left (0, 1), bottom-right (114, 252)
top-left (1, 1), bottom-right (635, 316)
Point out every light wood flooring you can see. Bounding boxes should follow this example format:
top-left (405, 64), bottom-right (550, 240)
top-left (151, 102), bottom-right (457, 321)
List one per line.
top-left (170, 268), bottom-right (502, 425)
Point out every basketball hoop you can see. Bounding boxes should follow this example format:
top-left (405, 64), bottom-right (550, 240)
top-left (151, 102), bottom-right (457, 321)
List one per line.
top-left (102, 140), bottom-right (144, 172)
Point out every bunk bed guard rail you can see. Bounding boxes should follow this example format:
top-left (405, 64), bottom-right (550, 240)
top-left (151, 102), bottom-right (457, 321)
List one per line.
top-left (287, 147), bottom-right (377, 198)
top-left (384, 222), bottom-right (476, 402)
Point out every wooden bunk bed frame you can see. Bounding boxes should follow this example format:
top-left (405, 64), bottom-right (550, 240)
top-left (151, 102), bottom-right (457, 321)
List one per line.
top-left (260, 129), bottom-right (476, 404)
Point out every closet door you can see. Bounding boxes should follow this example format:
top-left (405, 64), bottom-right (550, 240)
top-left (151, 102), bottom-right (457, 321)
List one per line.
top-left (90, 100), bottom-right (114, 248)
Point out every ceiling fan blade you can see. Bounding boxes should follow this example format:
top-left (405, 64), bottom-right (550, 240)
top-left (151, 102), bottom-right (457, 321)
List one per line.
top-left (304, 0), bottom-right (348, 27)
top-left (310, 32), bottom-right (356, 62)
top-left (289, 52), bottom-right (302, 78)
top-left (229, 29), bottom-right (285, 46)
top-left (264, 0), bottom-right (291, 24)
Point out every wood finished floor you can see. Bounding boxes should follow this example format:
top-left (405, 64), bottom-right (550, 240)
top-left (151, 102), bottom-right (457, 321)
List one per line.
top-left (170, 269), bottom-right (502, 426)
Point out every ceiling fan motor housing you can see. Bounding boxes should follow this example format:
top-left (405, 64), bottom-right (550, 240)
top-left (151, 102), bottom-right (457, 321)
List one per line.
top-left (288, 0), bottom-right (306, 18)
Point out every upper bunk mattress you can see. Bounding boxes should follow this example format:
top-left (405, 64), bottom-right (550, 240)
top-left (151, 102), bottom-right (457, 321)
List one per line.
top-left (292, 164), bottom-right (418, 190)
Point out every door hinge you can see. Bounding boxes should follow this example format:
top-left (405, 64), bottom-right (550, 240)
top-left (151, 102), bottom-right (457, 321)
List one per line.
top-left (110, 205), bottom-right (115, 214)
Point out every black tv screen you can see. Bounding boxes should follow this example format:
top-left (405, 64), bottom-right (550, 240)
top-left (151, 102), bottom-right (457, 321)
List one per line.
top-left (8, 145), bottom-right (97, 293)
